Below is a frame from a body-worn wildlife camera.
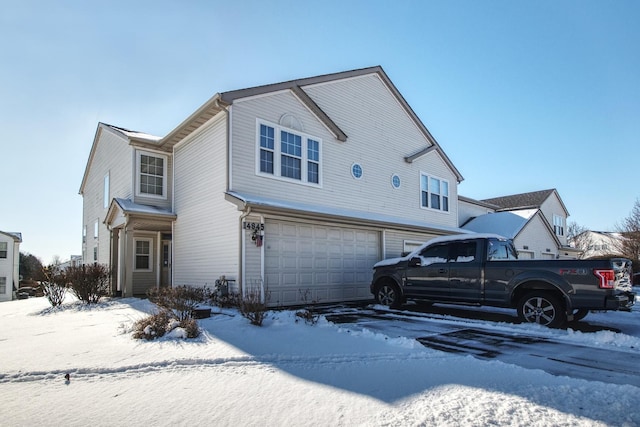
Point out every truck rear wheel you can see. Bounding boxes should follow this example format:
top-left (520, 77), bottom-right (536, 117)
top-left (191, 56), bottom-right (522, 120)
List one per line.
top-left (517, 291), bottom-right (566, 328)
top-left (375, 282), bottom-right (401, 309)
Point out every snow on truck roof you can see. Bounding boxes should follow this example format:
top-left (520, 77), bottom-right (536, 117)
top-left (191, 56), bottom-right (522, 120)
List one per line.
top-left (374, 233), bottom-right (508, 268)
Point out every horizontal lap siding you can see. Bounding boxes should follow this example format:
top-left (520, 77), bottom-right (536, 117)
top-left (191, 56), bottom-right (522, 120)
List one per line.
top-left (229, 73), bottom-right (459, 230)
top-left (384, 230), bottom-right (441, 259)
top-left (83, 129), bottom-right (133, 266)
top-left (514, 215), bottom-right (558, 259)
top-left (173, 115), bottom-right (239, 287)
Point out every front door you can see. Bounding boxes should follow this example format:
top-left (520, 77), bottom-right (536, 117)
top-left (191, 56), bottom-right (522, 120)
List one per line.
top-left (161, 240), bottom-right (171, 288)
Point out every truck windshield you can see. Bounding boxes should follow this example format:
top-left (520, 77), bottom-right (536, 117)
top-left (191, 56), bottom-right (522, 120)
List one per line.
top-left (487, 239), bottom-right (518, 261)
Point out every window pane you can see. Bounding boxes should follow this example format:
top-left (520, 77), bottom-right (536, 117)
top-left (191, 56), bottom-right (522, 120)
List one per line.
top-left (136, 255), bottom-right (149, 269)
top-left (430, 177), bottom-right (441, 195)
top-left (443, 196), bottom-right (449, 212)
top-left (139, 154), bottom-right (164, 196)
top-left (281, 131), bottom-right (302, 156)
top-left (260, 150), bottom-right (274, 174)
top-left (260, 125), bottom-right (274, 149)
top-left (0, 242), bottom-right (7, 258)
top-left (308, 139), bottom-right (319, 162)
top-left (308, 162), bottom-right (319, 183)
top-left (442, 181), bottom-right (449, 196)
top-left (420, 175), bottom-right (428, 191)
top-left (431, 193), bottom-right (440, 210)
top-left (421, 191), bottom-right (428, 208)
top-left (281, 155), bottom-right (301, 179)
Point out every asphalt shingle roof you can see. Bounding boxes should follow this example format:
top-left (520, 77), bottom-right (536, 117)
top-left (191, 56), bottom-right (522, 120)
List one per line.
top-left (481, 189), bottom-right (556, 210)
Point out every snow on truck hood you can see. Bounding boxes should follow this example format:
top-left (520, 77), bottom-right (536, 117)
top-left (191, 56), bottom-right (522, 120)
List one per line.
top-left (373, 233), bottom-right (508, 268)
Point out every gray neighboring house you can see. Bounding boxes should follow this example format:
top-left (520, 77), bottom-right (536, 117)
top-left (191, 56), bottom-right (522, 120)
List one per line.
top-left (80, 66), bottom-right (472, 305)
top-left (459, 189), bottom-right (581, 259)
top-left (0, 230), bottom-right (22, 302)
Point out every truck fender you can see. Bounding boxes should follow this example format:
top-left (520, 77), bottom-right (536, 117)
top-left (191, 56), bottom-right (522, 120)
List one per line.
top-left (510, 270), bottom-right (575, 313)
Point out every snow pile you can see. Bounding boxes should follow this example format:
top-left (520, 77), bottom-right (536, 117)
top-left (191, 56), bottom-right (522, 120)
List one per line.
top-left (0, 296), bottom-right (638, 426)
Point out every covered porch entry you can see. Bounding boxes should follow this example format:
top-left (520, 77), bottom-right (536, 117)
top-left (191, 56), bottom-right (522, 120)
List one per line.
top-left (105, 198), bottom-right (176, 297)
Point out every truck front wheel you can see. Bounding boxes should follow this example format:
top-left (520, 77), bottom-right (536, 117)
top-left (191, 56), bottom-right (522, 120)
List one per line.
top-left (375, 281), bottom-right (402, 309)
top-left (517, 292), bottom-right (566, 328)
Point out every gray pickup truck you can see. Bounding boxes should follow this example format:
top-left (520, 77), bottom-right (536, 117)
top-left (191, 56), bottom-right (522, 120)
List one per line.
top-left (370, 234), bottom-right (635, 327)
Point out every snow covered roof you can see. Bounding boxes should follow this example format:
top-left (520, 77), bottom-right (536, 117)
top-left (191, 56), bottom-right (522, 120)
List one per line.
top-left (104, 123), bottom-right (162, 142)
top-left (0, 230), bottom-right (22, 242)
top-left (112, 198), bottom-right (175, 217)
top-left (461, 209), bottom-right (538, 239)
top-left (226, 191), bottom-right (471, 235)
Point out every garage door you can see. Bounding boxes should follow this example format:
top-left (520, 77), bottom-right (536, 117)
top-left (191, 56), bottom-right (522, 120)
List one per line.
top-left (264, 220), bottom-right (380, 306)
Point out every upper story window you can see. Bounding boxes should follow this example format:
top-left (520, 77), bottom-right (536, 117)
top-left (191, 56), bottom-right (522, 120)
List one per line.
top-left (137, 151), bottom-right (167, 198)
top-left (420, 173), bottom-right (449, 212)
top-left (0, 277), bottom-right (6, 294)
top-left (553, 215), bottom-right (565, 237)
top-left (0, 242), bottom-right (7, 258)
top-left (257, 121), bottom-right (321, 186)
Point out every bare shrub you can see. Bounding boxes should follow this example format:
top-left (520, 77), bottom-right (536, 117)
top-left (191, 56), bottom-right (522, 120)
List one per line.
top-left (240, 286), bottom-right (269, 326)
top-left (41, 265), bottom-right (68, 307)
top-left (132, 310), bottom-right (200, 340)
top-left (132, 310), bottom-right (174, 340)
top-left (295, 289), bottom-right (321, 325)
top-left (65, 264), bottom-right (110, 304)
top-left (147, 285), bottom-right (207, 321)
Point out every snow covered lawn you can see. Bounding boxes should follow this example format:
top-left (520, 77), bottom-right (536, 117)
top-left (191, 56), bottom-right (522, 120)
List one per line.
top-left (1, 296), bottom-right (638, 426)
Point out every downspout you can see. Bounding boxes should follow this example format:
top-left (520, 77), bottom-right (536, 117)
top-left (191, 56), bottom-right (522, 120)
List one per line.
top-left (239, 206), bottom-right (252, 297)
top-left (259, 213), bottom-right (265, 303)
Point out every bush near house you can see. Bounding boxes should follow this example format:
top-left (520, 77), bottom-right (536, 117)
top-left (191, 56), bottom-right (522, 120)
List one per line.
top-left (132, 310), bottom-right (199, 340)
top-left (147, 285), bottom-right (208, 321)
top-left (41, 265), bottom-right (68, 307)
top-left (65, 264), bottom-right (110, 304)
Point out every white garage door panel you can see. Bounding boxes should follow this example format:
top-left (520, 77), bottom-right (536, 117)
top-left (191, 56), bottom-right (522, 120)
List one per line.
top-left (265, 220), bottom-right (380, 306)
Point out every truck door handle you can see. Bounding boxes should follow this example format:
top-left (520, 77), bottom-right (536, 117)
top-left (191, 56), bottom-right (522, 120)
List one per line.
top-left (438, 268), bottom-right (447, 274)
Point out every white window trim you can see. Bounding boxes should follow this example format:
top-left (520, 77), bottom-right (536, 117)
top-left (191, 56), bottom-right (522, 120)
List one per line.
top-left (419, 172), bottom-right (450, 213)
top-left (134, 238), bottom-right (153, 272)
top-left (255, 119), bottom-right (322, 187)
top-left (553, 214), bottom-right (565, 237)
top-left (135, 150), bottom-right (168, 199)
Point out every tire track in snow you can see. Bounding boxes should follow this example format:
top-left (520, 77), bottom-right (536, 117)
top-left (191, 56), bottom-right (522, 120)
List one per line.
top-left (0, 351), bottom-right (438, 384)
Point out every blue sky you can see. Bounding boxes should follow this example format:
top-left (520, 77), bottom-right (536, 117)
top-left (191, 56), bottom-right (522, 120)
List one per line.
top-left (1, 0), bottom-right (638, 264)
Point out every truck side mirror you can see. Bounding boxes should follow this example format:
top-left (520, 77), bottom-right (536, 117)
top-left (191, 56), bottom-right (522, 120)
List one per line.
top-left (409, 257), bottom-right (422, 267)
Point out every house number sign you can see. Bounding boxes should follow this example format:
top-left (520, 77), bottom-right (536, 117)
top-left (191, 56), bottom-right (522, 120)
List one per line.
top-left (243, 222), bottom-right (265, 231)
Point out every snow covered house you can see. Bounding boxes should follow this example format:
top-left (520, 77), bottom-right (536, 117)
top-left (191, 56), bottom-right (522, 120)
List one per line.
top-left (79, 66), bottom-right (469, 305)
top-left (459, 189), bottom-right (580, 259)
top-left (0, 230), bottom-right (22, 302)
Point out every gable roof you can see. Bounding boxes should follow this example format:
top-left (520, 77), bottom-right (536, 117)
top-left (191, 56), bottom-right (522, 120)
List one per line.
top-left (462, 209), bottom-right (562, 247)
top-left (158, 66), bottom-right (464, 182)
top-left (79, 123), bottom-right (163, 195)
top-left (481, 189), bottom-right (570, 216)
top-left (461, 210), bottom-right (537, 239)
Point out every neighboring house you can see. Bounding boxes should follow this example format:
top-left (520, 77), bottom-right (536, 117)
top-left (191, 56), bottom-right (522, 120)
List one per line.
top-left (0, 230), bottom-right (22, 302)
top-left (80, 66), bottom-right (470, 305)
top-left (573, 231), bottom-right (624, 259)
top-left (459, 189), bottom-right (581, 259)
top-left (58, 255), bottom-right (83, 270)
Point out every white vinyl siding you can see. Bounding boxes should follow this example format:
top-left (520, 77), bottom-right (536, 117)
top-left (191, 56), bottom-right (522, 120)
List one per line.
top-left (173, 113), bottom-right (240, 287)
top-left (81, 127), bottom-right (134, 266)
top-left (230, 73), bottom-right (459, 230)
top-left (383, 230), bottom-right (441, 259)
top-left (513, 214), bottom-right (559, 259)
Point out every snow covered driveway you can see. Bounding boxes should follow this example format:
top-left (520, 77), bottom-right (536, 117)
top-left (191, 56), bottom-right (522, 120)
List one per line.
top-left (324, 302), bottom-right (640, 387)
